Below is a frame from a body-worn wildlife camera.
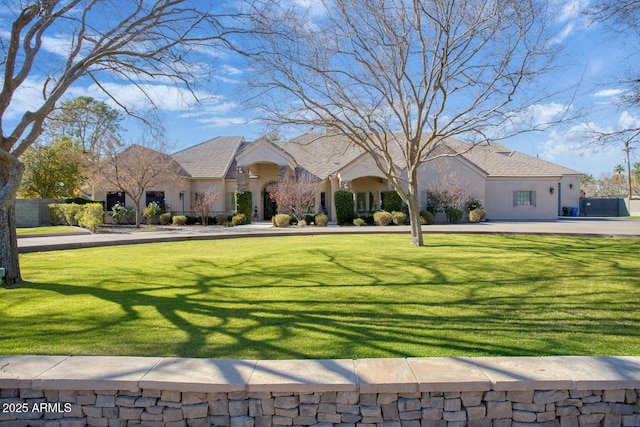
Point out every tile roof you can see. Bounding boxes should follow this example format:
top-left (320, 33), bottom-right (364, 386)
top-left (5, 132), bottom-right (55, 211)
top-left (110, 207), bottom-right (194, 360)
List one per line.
top-left (172, 136), bottom-right (245, 178)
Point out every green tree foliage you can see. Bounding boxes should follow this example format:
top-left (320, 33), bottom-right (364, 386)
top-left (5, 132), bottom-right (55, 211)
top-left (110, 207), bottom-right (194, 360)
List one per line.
top-left (19, 138), bottom-right (83, 199)
top-left (334, 191), bottom-right (355, 225)
top-left (235, 191), bottom-right (253, 224)
top-left (381, 191), bottom-right (403, 213)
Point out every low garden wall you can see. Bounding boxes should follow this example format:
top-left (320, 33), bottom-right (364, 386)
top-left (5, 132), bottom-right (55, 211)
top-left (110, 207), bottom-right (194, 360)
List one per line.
top-left (0, 356), bottom-right (638, 427)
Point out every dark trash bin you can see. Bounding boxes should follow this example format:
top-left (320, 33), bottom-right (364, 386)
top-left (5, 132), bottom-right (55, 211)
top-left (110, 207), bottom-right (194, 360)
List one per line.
top-left (562, 207), bottom-right (570, 216)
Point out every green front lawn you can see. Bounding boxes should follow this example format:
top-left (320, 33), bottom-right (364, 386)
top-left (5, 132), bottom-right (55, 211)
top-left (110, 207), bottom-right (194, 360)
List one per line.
top-left (17, 226), bottom-right (84, 235)
top-left (2, 234), bottom-right (639, 359)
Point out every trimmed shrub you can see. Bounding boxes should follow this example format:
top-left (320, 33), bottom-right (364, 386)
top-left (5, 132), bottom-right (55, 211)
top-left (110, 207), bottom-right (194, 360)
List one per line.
top-left (373, 210), bottom-right (393, 226)
top-left (304, 214), bottom-right (315, 224)
top-left (172, 215), bottom-right (187, 226)
top-left (297, 219), bottom-right (307, 227)
top-left (231, 213), bottom-right (246, 226)
top-left (111, 202), bottom-right (134, 225)
top-left (315, 213), bottom-right (329, 227)
top-left (143, 201), bottom-right (163, 225)
top-left (159, 212), bottom-right (172, 225)
top-left (234, 191), bottom-right (252, 224)
top-left (273, 213), bottom-right (291, 227)
top-left (334, 191), bottom-right (355, 225)
top-left (77, 203), bottom-right (104, 234)
top-left (391, 211), bottom-right (407, 225)
top-left (469, 208), bottom-right (487, 223)
top-left (353, 218), bottom-right (365, 226)
top-left (466, 198), bottom-right (483, 212)
top-left (420, 210), bottom-right (434, 225)
top-left (381, 191), bottom-right (403, 213)
top-left (448, 207), bottom-right (463, 223)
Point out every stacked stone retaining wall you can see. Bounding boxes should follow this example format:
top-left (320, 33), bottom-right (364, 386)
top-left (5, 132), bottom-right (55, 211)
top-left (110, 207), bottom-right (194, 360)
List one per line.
top-left (0, 356), bottom-right (638, 427)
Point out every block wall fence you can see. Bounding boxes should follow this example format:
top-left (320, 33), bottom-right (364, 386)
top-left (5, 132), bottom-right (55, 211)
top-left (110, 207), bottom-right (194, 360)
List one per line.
top-left (0, 356), bottom-right (638, 427)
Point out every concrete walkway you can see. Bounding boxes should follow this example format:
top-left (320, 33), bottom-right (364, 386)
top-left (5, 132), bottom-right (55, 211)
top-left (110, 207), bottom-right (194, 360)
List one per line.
top-left (17, 217), bottom-right (640, 253)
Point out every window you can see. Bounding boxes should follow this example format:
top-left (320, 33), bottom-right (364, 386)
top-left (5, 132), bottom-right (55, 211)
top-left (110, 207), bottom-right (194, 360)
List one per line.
top-left (106, 192), bottom-right (125, 211)
top-left (356, 192), bottom-right (367, 212)
top-left (513, 191), bottom-right (536, 206)
top-left (225, 192), bottom-right (235, 213)
top-left (146, 191), bottom-right (165, 207)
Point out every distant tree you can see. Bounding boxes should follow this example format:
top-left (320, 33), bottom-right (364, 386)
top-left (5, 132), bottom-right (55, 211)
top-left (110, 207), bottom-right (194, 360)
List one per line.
top-left (93, 139), bottom-right (182, 228)
top-left (192, 188), bottom-right (219, 226)
top-left (0, 0), bottom-right (239, 284)
top-left (18, 138), bottom-right (83, 198)
top-left (267, 169), bottom-right (318, 222)
top-left (244, 0), bottom-right (562, 246)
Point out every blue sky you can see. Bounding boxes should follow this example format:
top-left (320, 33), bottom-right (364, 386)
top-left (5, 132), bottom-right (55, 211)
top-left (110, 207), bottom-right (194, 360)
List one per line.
top-left (3, 0), bottom-right (638, 178)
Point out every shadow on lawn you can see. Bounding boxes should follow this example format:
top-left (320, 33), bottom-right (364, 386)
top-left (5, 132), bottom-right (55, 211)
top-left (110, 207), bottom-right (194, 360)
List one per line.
top-left (10, 236), bottom-right (640, 359)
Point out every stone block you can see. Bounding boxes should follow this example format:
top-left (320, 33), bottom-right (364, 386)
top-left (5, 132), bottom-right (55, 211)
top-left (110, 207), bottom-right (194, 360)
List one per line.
top-left (249, 399), bottom-right (263, 417)
top-left (461, 392), bottom-right (484, 407)
top-left (140, 411), bottom-right (163, 421)
top-left (507, 391), bottom-right (534, 403)
top-left (381, 403), bottom-right (399, 420)
top-left (401, 420), bottom-right (421, 427)
top-left (534, 391), bottom-right (569, 405)
top-left (359, 394), bottom-right (377, 406)
top-left (467, 420), bottom-right (492, 427)
top-left (210, 400), bottom-right (229, 415)
top-left (163, 408), bottom-right (184, 422)
top-left (272, 415), bottom-right (293, 425)
top-left (183, 393), bottom-right (207, 405)
top-left (95, 395), bottom-right (115, 408)
top-left (360, 406), bottom-right (381, 418)
top-left (579, 402), bottom-right (610, 414)
top-left (610, 403), bottom-right (633, 415)
top-left (444, 398), bottom-right (461, 412)
top-left (231, 416), bottom-right (255, 427)
top-left (582, 395), bottom-right (602, 404)
top-left (624, 389), bottom-right (637, 404)
top-left (341, 413), bottom-right (363, 423)
top-left (83, 406), bottom-right (102, 418)
top-left (556, 399), bottom-right (582, 407)
top-left (487, 401), bottom-right (512, 419)
top-left (421, 407), bottom-right (443, 420)
top-left (512, 410), bottom-right (536, 423)
top-left (318, 403), bottom-right (336, 414)
top-left (513, 403), bottom-right (546, 412)
top-left (512, 423), bottom-right (540, 427)
top-left (59, 391), bottom-right (79, 403)
top-left (20, 389), bottom-right (44, 399)
top-left (377, 393), bottom-right (398, 405)
top-left (86, 417), bottom-right (109, 427)
top-left (420, 421), bottom-right (446, 427)
top-left (399, 410), bottom-right (421, 420)
top-left (320, 392), bottom-right (336, 403)
top-left (336, 392), bottom-right (359, 405)
top-left (119, 407), bottom-right (143, 420)
top-left (483, 391), bottom-right (506, 401)
top-left (108, 419), bottom-right (128, 427)
top-left (559, 415), bottom-right (578, 427)
top-left (443, 410), bottom-right (466, 422)
top-left (466, 405), bottom-right (486, 420)
top-left (293, 415), bottom-right (317, 425)
top-left (300, 394), bottom-right (321, 404)
top-left (133, 397), bottom-right (156, 408)
top-left (492, 419), bottom-right (512, 427)
top-left (229, 392), bottom-right (249, 400)
top-left (537, 411), bottom-right (556, 422)
top-left (603, 414), bottom-right (621, 427)
top-left (274, 396), bottom-right (298, 409)
top-left (622, 414), bottom-right (640, 427)
top-left (603, 390), bottom-right (626, 403)
top-left (578, 413), bottom-right (605, 425)
top-left (556, 406), bottom-right (580, 417)
top-left (255, 415), bottom-right (272, 427)
top-left (421, 396), bottom-right (444, 409)
top-left (262, 398), bottom-right (275, 416)
top-left (336, 404), bottom-right (359, 414)
top-left (102, 407), bottom-right (119, 419)
top-left (399, 398), bottom-right (421, 412)
top-left (275, 407), bottom-right (298, 418)
top-left (541, 421), bottom-right (560, 427)
top-left (210, 415), bottom-right (231, 426)
top-left (161, 391), bottom-right (181, 402)
top-left (300, 404), bottom-right (318, 416)
top-left (188, 417), bottom-right (211, 427)
top-left (379, 421), bottom-right (402, 427)
top-left (115, 396), bottom-right (136, 407)
top-left (182, 403), bottom-right (208, 419)
top-left (317, 412), bottom-right (342, 423)
top-left (229, 400), bottom-right (249, 417)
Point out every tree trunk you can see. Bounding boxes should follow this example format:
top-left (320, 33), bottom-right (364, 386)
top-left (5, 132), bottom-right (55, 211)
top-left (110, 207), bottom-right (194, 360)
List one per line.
top-left (0, 154), bottom-right (25, 285)
top-left (406, 180), bottom-right (424, 247)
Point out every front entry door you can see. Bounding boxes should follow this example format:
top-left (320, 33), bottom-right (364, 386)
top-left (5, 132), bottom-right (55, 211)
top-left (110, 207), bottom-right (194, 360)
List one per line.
top-left (263, 190), bottom-right (277, 220)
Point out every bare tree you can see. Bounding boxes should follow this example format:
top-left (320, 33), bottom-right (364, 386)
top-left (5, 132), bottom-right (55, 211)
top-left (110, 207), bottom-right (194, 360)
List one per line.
top-left (426, 173), bottom-right (478, 222)
top-left (243, 0), bottom-right (561, 246)
top-left (192, 188), bottom-right (219, 226)
top-left (93, 139), bottom-right (182, 228)
top-left (267, 169), bottom-right (318, 222)
top-left (0, 1), bottom-right (236, 284)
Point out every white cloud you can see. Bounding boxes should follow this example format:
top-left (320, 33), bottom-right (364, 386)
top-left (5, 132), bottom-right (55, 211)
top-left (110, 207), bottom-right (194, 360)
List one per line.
top-left (618, 111), bottom-right (640, 129)
top-left (538, 121), bottom-right (617, 161)
top-left (196, 116), bottom-right (248, 128)
top-left (594, 89), bottom-right (625, 98)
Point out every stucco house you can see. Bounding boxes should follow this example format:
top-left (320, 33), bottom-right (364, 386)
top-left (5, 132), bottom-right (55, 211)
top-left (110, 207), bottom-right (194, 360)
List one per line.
top-left (99, 133), bottom-right (582, 222)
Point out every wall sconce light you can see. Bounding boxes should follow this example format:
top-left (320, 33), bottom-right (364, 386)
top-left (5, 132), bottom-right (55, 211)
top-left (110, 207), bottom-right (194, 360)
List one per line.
top-left (179, 191), bottom-right (185, 200)
top-left (569, 183), bottom-right (573, 189)
top-left (549, 187), bottom-right (555, 194)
